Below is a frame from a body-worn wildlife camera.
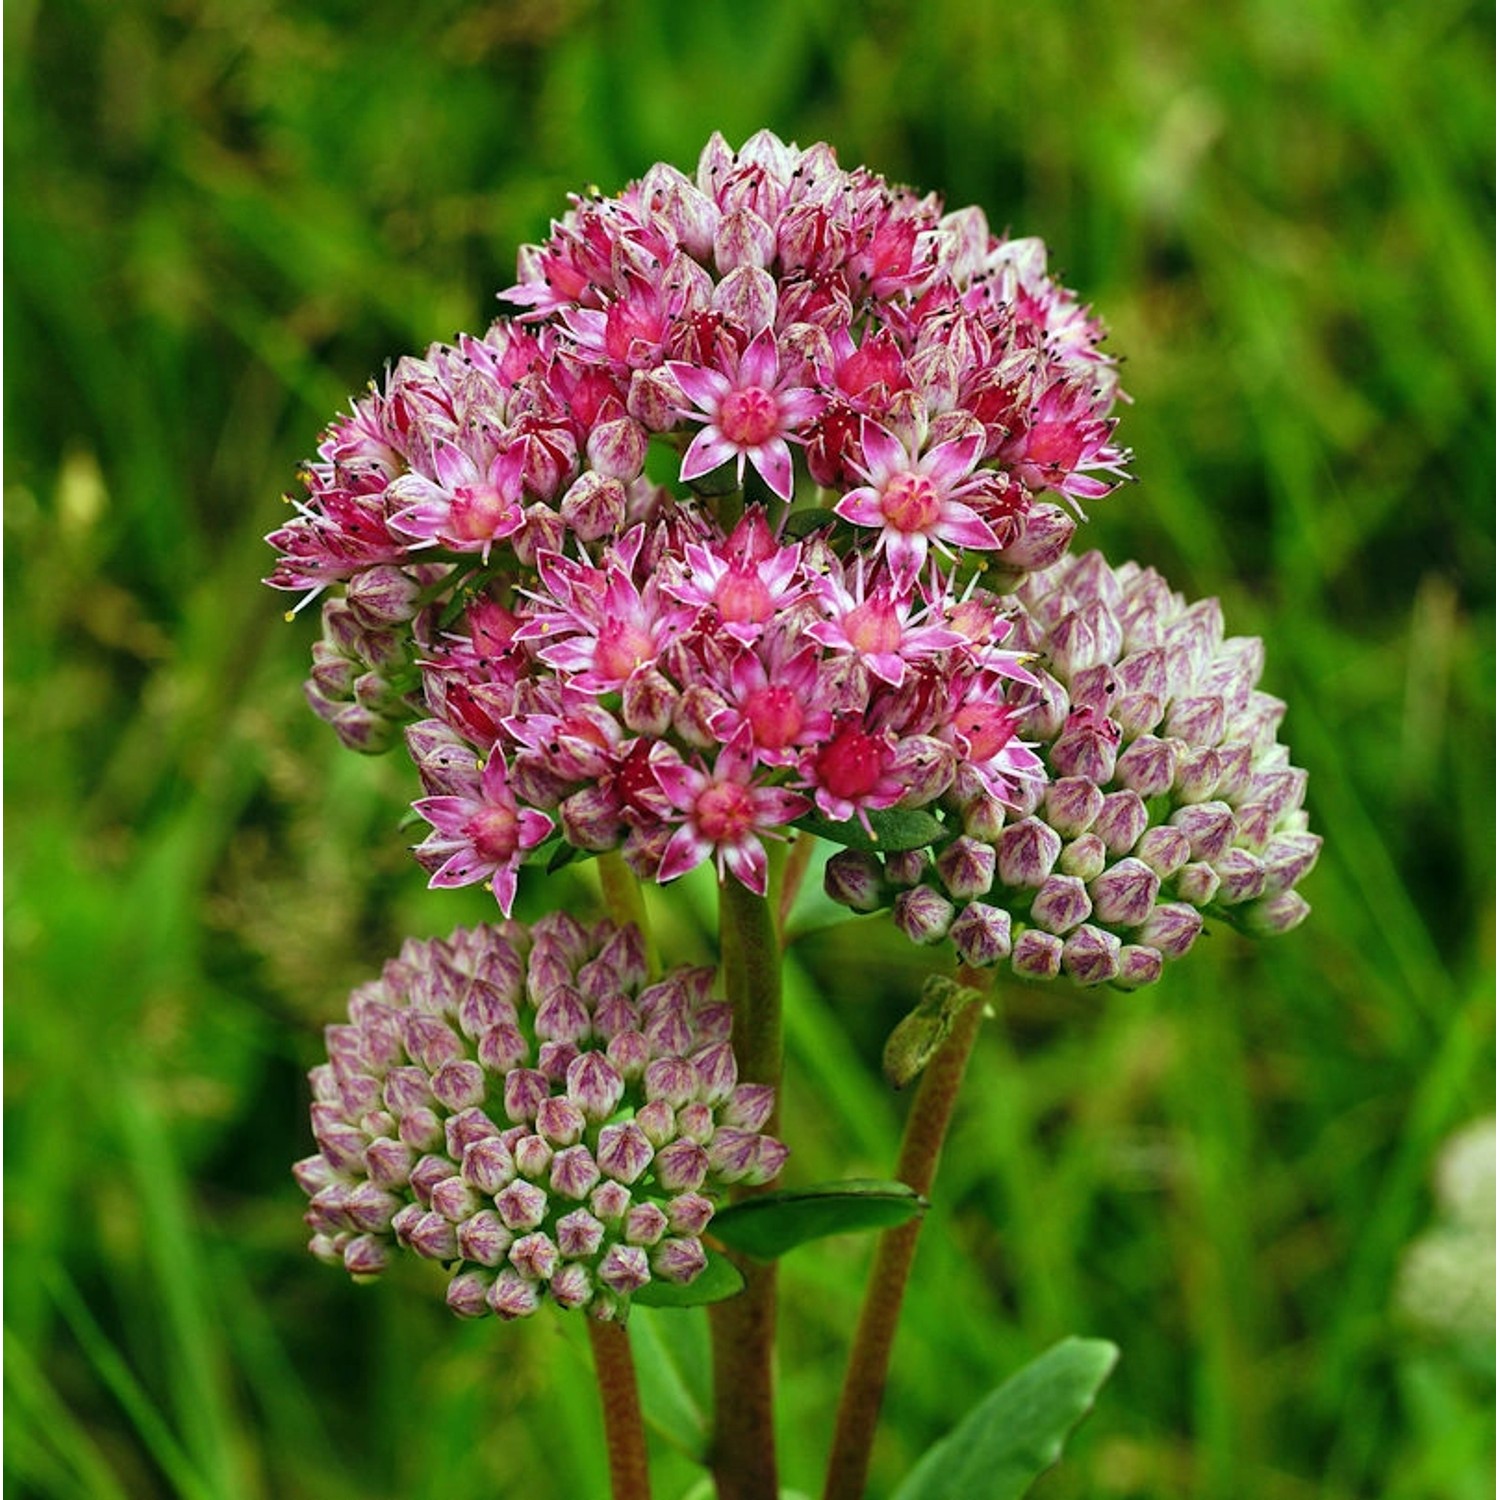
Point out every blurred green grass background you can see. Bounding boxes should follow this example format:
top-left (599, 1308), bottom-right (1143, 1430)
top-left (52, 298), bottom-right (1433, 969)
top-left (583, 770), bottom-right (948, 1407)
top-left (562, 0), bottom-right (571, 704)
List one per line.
top-left (5, 0), bottom-right (1494, 1496)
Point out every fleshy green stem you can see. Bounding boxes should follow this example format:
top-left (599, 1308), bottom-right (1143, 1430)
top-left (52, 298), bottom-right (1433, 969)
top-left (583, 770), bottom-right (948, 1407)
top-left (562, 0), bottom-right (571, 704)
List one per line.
top-left (777, 831), bottom-right (817, 940)
top-left (588, 1319), bottom-right (652, 1500)
top-left (709, 876), bottom-right (784, 1500)
top-left (822, 968), bottom-right (991, 1500)
top-left (597, 851), bottom-right (659, 977)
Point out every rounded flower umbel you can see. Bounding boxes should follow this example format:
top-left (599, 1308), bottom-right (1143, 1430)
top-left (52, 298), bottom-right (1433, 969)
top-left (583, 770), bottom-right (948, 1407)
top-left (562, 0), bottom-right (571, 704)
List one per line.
top-left (826, 551), bottom-right (1321, 988)
top-left (296, 916), bottom-right (788, 1322)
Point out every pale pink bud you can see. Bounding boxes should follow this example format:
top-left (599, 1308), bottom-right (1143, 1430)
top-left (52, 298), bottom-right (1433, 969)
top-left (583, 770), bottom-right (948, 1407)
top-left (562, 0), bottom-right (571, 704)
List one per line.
top-left (1059, 833), bottom-right (1108, 881)
top-left (625, 1203), bottom-right (669, 1247)
top-left (714, 207), bottom-right (776, 272)
top-left (590, 1181), bottom-right (632, 1224)
top-left (1114, 735), bottom-right (1178, 797)
top-left (446, 1269), bottom-right (494, 1318)
top-left (655, 1139), bottom-right (710, 1192)
top-left (666, 1193), bottom-right (715, 1236)
top-left (1061, 925), bottom-right (1123, 986)
top-left (628, 367), bottom-right (681, 431)
top-left (1136, 826), bottom-right (1191, 879)
top-left (503, 1068), bottom-right (550, 1123)
top-left (364, 1137), bottom-right (415, 1190)
top-left (430, 1175), bottom-right (481, 1223)
top-left (1044, 778), bottom-right (1104, 837)
top-left (935, 837), bottom-right (997, 900)
top-left (894, 886), bottom-right (956, 945)
top-left (556, 1208), bottom-right (606, 1258)
top-left (652, 1237), bottom-right (708, 1285)
top-left (1137, 903), bottom-right (1203, 958)
top-left (962, 792), bottom-right (1008, 842)
top-left (408, 1211), bottom-right (458, 1261)
top-left (495, 1179), bottom-right (549, 1232)
top-left (1094, 791), bottom-right (1149, 855)
top-left (677, 1102), bottom-right (716, 1144)
top-left (586, 418), bottom-right (648, 482)
top-left (598, 1244), bottom-right (652, 1297)
top-left (597, 1122), bottom-right (654, 1185)
top-left (514, 1133), bottom-right (554, 1180)
top-left (559, 471), bottom-right (628, 541)
top-left (1212, 849), bottom-right (1266, 905)
top-left (950, 903), bottom-right (1013, 967)
top-left (622, 666), bottom-right (678, 736)
top-left (457, 1211), bottom-right (512, 1266)
top-left (550, 1145), bottom-right (602, 1201)
top-left (997, 503), bottom-right (1075, 571)
top-left (1011, 929), bottom-right (1064, 982)
top-left (1030, 875), bottom-right (1092, 935)
top-left (550, 1263), bottom-right (595, 1310)
top-left (634, 1099), bottom-right (677, 1149)
top-left (997, 817), bottom-right (1062, 887)
top-left (488, 1269), bottom-right (542, 1320)
top-left (1116, 944), bottom-right (1164, 989)
top-left (1089, 857), bottom-right (1161, 927)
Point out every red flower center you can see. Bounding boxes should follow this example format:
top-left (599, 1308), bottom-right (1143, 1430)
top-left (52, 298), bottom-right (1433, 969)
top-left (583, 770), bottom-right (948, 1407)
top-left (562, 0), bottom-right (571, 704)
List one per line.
top-left (694, 780), bottom-right (756, 843)
top-left (879, 473), bottom-right (941, 533)
top-left (451, 484), bottom-right (517, 541)
top-left (744, 685), bottom-right (804, 749)
top-left (842, 596), bottom-right (903, 656)
top-left (953, 703), bottom-right (1015, 762)
top-left (465, 804), bottom-right (519, 863)
top-left (714, 563), bottom-right (774, 624)
top-left (718, 387), bottom-right (781, 448)
top-left (815, 724), bottom-right (887, 800)
top-left (593, 617), bottom-right (656, 681)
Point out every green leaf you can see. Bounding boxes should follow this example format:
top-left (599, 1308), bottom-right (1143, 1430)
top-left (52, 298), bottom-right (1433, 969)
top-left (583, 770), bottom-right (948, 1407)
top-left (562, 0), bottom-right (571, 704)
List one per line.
top-left (782, 508), bottom-right (840, 539)
top-left (794, 807), bottom-right (948, 854)
top-left (892, 1338), bottom-right (1119, 1500)
top-left (633, 1250), bottom-right (745, 1309)
top-left (628, 1307), bottom-right (710, 1464)
top-left (883, 975), bottom-right (986, 1090)
top-left (711, 1180), bottom-right (927, 1261)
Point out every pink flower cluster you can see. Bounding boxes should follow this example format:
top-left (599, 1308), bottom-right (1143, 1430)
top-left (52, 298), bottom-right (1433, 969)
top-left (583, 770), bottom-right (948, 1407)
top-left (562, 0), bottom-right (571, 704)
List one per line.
top-left (269, 132), bottom-right (1133, 911)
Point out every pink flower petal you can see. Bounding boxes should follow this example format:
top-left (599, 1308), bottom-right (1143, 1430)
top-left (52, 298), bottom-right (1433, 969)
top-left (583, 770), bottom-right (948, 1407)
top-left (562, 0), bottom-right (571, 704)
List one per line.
top-left (738, 328), bottom-right (780, 389)
top-left (832, 488), bottom-right (885, 528)
top-left (658, 825), bottom-right (711, 885)
top-left (667, 362), bottom-right (732, 412)
top-left (681, 427), bottom-right (738, 484)
top-left (857, 420), bottom-right (908, 483)
top-left (723, 838), bottom-right (769, 897)
top-left (749, 439), bottom-right (793, 502)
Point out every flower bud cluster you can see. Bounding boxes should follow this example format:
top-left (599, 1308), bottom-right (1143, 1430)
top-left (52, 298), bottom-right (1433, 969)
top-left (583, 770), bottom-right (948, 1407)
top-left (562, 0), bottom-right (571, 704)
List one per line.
top-left (269, 133), bottom-right (1119, 903)
top-left (303, 588), bottom-right (427, 754)
top-left (295, 914), bottom-right (787, 1322)
top-left (826, 551), bottom-right (1320, 985)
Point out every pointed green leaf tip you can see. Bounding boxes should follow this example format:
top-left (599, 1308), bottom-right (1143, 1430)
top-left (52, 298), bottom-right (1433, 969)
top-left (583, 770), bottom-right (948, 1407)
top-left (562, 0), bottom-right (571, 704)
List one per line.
top-left (883, 975), bottom-right (985, 1090)
top-left (892, 1338), bottom-right (1120, 1500)
top-left (632, 1250), bottom-right (745, 1309)
top-left (793, 807), bottom-right (947, 854)
top-left (710, 1180), bottom-right (927, 1261)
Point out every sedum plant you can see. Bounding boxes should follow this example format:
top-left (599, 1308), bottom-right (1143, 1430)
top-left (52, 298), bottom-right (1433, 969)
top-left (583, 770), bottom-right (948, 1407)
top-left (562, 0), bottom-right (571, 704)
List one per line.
top-left (271, 130), bottom-right (1318, 1500)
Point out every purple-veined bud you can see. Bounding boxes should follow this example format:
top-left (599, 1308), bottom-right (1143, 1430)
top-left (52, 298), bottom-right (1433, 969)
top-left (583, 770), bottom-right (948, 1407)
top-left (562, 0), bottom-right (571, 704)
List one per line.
top-left (1030, 875), bottom-right (1092, 935)
top-left (1044, 778), bottom-right (1105, 838)
top-left (408, 1211), bottom-right (459, 1261)
top-left (720, 1083), bottom-right (775, 1132)
top-left (655, 1139), bottom-right (710, 1192)
top-left (628, 368), bottom-right (682, 431)
top-left (346, 566), bottom-right (424, 629)
top-left (409, 1153), bottom-right (453, 1208)
top-left (597, 1122), bottom-right (654, 1185)
top-left (1094, 791), bottom-right (1148, 854)
top-left (625, 1203), bottom-right (669, 1246)
top-left (935, 837), bottom-right (997, 900)
top-left (1011, 929), bottom-right (1064, 982)
top-left (1050, 710), bottom-right (1120, 782)
top-left (342, 1183), bottom-right (401, 1234)
top-left (1174, 861), bottom-right (1221, 907)
top-left (456, 983), bottom-right (517, 1041)
top-left (397, 1108), bottom-right (444, 1153)
top-left (293, 1154), bottom-right (339, 1197)
top-left (1260, 831), bottom-right (1322, 897)
top-left (566, 1053), bottom-right (625, 1122)
top-left (606, 1028), bottom-right (652, 1082)
top-left (643, 1006), bottom-right (695, 1061)
top-left (666, 1193), bottom-right (715, 1237)
top-left (676, 1102), bottom-right (716, 1144)
top-left (1114, 735), bottom-right (1178, 797)
top-left (503, 1068), bottom-right (551, 1124)
top-left (1213, 848), bottom-right (1266, 905)
top-left (549, 1145), bottom-right (602, 1201)
top-left (514, 1134), bottom-right (555, 1180)
top-left (363, 1137), bottom-right (415, 1189)
top-left (691, 1043), bottom-right (739, 1106)
top-left (1174, 746), bottom-right (1222, 803)
top-left (653, 1237), bottom-right (708, 1285)
top-left (950, 903), bottom-right (1013, 967)
top-left (495, 1179), bottom-right (549, 1232)
top-left (478, 1023), bottom-right (530, 1075)
top-left (389, 1202), bottom-right (424, 1248)
top-left (403, 1013), bottom-right (466, 1071)
top-left (534, 986), bottom-right (591, 1046)
top-left (586, 418), bottom-right (649, 482)
top-left (1114, 691), bottom-right (1165, 740)
top-left (997, 817), bottom-right (1062, 887)
top-left (457, 1210), bottom-right (512, 1266)
top-left (894, 886), bottom-right (956, 945)
top-left (1233, 801), bottom-right (1276, 851)
top-left (997, 502), bottom-right (1075, 572)
top-left (1170, 803), bottom-right (1236, 862)
top-left (622, 666), bottom-right (678, 737)
top-left (634, 1099), bottom-right (677, 1148)
top-left (444, 1107), bottom-right (501, 1160)
top-left (1015, 670), bottom-right (1071, 741)
top-left (550, 1263), bottom-right (595, 1310)
top-left (429, 1176), bottom-right (480, 1224)
top-left (429, 1059), bottom-right (486, 1112)
top-left (559, 471), bottom-right (629, 541)
top-left (535, 1095), bottom-right (587, 1148)
top-left (1059, 833), bottom-right (1108, 881)
top-left (1089, 858), bottom-right (1162, 927)
top-left (883, 849), bottom-right (929, 888)
top-left (1115, 944), bottom-right (1164, 989)
top-left (1061, 924), bottom-right (1123, 985)
top-left (590, 1180), bottom-right (632, 1224)
top-left (447, 1269), bottom-right (494, 1318)
top-left (306, 1183), bottom-right (353, 1235)
top-left (462, 1136), bottom-right (516, 1194)
top-left (1166, 695), bottom-right (1227, 747)
top-left (961, 792), bottom-right (1009, 843)
top-left (488, 1269), bottom-right (542, 1321)
top-left (742, 1135), bottom-right (790, 1186)
top-left (556, 1208), bottom-right (606, 1259)
top-left (1137, 903), bottom-right (1203, 959)
top-left (509, 1232), bottom-right (560, 1283)
top-left (1135, 826), bottom-right (1191, 879)
top-left (598, 1244), bottom-right (652, 1297)
top-left (644, 1057), bottom-right (700, 1108)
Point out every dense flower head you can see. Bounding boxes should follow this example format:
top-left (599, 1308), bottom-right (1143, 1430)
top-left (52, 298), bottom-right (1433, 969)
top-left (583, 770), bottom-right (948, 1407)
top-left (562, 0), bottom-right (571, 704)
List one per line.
top-left (296, 916), bottom-right (787, 1322)
top-left (825, 551), bottom-right (1321, 986)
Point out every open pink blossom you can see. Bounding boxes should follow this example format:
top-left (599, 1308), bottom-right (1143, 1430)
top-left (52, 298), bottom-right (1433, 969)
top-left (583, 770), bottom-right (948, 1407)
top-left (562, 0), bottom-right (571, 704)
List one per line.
top-left (389, 441), bottom-right (527, 561)
top-left (652, 735), bottom-right (809, 895)
top-left (663, 512), bottom-right (807, 646)
top-left (668, 329), bottom-right (823, 502)
top-left (807, 565), bottom-right (966, 688)
top-left (411, 749), bottom-right (553, 915)
top-left (834, 420), bottom-right (1001, 591)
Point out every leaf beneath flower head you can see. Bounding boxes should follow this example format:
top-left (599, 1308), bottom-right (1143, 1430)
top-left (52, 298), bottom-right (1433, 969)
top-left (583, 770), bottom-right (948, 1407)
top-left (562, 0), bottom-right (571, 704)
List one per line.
top-left (793, 807), bottom-right (948, 854)
top-left (632, 1250), bottom-right (745, 1308)
top-left (711, 1180), bottom-right (927, 1261)
top-left (891, 1337), bottom-right (1120, 1500)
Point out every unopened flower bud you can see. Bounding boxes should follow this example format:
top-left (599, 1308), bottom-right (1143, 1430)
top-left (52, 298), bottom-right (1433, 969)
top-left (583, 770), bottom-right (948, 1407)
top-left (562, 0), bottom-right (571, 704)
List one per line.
top-left (894, 886), bottom-right (956, 945)
top-left (1011, 929), bottom-right (1064, 982)
top-left (1061, 925), bottom-right (1122, 985)
top-left (1030, 875), bottom-right (1092, 934)
top-left (949, 903), bottom-right (1013, 967)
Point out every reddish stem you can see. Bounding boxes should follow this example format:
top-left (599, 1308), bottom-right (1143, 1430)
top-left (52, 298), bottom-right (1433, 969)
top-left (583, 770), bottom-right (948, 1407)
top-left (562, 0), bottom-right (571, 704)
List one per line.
top-left (588, 1318), bottom-right (652, 1500)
